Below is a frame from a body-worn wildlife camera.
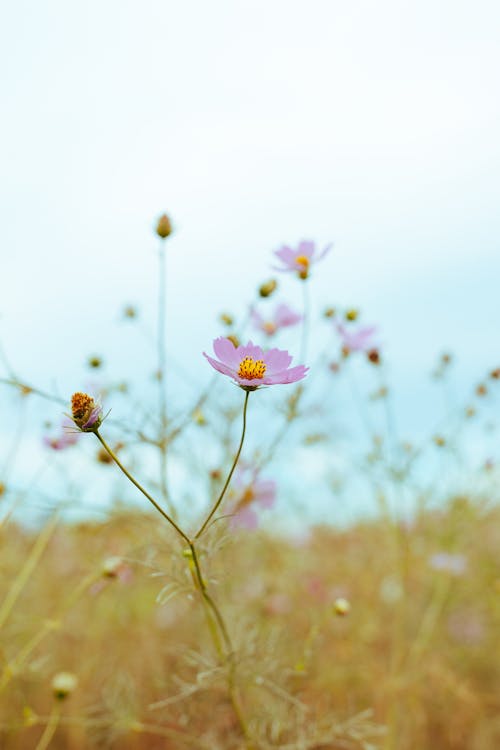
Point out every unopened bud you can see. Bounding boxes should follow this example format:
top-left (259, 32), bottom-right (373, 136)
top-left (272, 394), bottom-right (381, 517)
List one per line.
top-left (259, 279), bottom-right (278, 298)
top-left (155, 213), bottom-right (173, 239)
top-left (227, 334), bottom-right (240, 348)
top-left (87, 355), bottom-right (103, 369)
top-left (323, 307), bottom-right (336, 318)
top-left (219, 313), bottom-right (234, 326)
top-left (367, 348), bottom-right (380, 365)
top-left (345, 308), bottom-right (359, 321)
top-left (51, 672), bottom-right (78, 700)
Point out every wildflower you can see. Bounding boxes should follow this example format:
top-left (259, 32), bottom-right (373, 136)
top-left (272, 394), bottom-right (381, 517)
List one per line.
top-left (336, 323), bottom-right (378, 354)
top-left (230, 473), bottom-right (277, 530)
top-left (155, 213), bottom-right (173, 239)
top-left (43, 418), bottom-right (79, 451)
top-left (273, 240), bottom-right (332, 280)
top-left (429, 552), bottom-right (467, 576)
top-left (69, 392), bottom-right (103, 432)
top-left (251, 303), bottom-right (302, 336)
top-left (51, 672), bottom-right (78, 700)
top-left (258, 278), bottom-right (278, 297)
top-left (204, 337), bottom-right (308, 390)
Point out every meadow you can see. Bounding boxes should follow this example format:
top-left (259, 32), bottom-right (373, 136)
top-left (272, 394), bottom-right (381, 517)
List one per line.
top-left (1, 219), bottom-right (499, 749)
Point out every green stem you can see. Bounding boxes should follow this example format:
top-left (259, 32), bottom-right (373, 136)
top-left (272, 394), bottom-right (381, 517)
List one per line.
top-left (94, 431), bottom-right (190, 546)
top-left (194, 390), bottom-right (250, 540)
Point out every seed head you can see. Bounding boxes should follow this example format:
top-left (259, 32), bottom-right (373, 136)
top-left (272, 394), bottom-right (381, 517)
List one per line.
top-left (70, 392), bottom-right (103, 432)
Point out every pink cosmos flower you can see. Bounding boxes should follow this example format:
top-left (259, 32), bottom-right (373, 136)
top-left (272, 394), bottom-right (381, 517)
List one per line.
top-left (203, 337), bottom-right (308, 390)
top-left (43, 418), bottom-right (80, 451)
top-left (336, 323), bottom-right (378, 353)
top-left (230, 471), bottom-right (277, 530)
top-left (273, 240), bottom-right (332, 279)
top-left (251, 303), bottom-right (302, 336)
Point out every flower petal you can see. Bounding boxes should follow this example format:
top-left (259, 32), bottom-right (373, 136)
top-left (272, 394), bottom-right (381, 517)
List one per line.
top-left (263, 348), bottom-right (293, 374)
top-left (203, 352), bottom-right (238, 379)
top-left (263, 365), bottom-right (309, 384)
top-left (213, 337), bottom-right (241, 368)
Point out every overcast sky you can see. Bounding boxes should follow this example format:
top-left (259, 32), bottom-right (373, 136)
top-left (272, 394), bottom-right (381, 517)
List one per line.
top-left (1, 1), bottom-right (499, 520)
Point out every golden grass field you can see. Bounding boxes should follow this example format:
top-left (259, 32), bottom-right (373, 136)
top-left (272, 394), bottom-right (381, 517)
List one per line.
top-left (1, 497), bottom-right (498, 750)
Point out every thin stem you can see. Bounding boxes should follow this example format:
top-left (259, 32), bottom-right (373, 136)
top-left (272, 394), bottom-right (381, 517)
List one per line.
top-left (94, 431), bottom-right (190, 546)
top-left (194, 390), bottom-right (250, 540)
top-left (299, 279), bottom-right (310, 363)
top-left (157, 242), bottom-right (175, 517)
top-left (34, 703), bottom-right (60, 750)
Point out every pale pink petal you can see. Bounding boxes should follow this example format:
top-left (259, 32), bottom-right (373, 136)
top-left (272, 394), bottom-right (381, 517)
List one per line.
top-left (231, 506), bottom-right (259, 530)
top-left (263, 365), bottom-right (308, 384)
top-left (255, 480), bottom-right (277, 509)
top-left (213, 337), bottom-right (241, 368)
top-left (203, 352), bottom-right (238, 378)
top-left (297, 240), bottom-right (315, 257)
top-left (237, 341), bottom-right (265, 361)
top-left (274, 246), bottom-right (296, 263)
top-left (317, 243), bottom-right (333, 260)
top-left (263, 348), bottom-right (293, 373)
top-left (274, 304), bottom-right (302, 327)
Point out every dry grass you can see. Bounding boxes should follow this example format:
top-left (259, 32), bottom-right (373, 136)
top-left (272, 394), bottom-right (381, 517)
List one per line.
top-left (1, 497), bottom-right (498, 749)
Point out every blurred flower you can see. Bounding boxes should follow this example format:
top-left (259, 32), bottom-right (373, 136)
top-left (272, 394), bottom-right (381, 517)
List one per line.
top-left (336, 323), bottom-right (378, 354)
top-left (273, 240), bottom-right (332, 280)
top-left (258, 278), bottom-right (278, 297)
top-left (155, 213), bottom-right (173, 239)
top-left (204, 337), bottom-right (308, 390)
top-left (251, 303), bottom-right (302, 336)
top-left (490, 367), bottom-right (500, 380)
top-left (323, 307), bottom-right (336, 318)
top-left (43, 418), bottom-right (80, 451)
top-left (51, 672), bottom-right (78, 700)
top-left (87, 355), bottom-right (103, 369)
top-left (429, 552), bottom-right (468, 576)
top-left (69, 392), bottom-right (103, 432)
top-left (230, 472), bottom-right (277, 530)
top-left (333, 597), bottom-right (351, 616)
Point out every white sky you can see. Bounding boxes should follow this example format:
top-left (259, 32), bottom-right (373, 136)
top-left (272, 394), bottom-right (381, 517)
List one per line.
top-left (1, 1), bottom-right (499, 502)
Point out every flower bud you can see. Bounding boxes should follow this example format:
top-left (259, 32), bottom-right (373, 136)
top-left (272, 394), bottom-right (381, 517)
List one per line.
top-left (258, 279), bottom-right (278, 298)
top-left (345, 308), bottom-right (359, 321)
top-left (155, 213), bottom-right (173, 239)
top-left (51, 672), bottom-right (78, 700)
top-left (219, 312), bottom-right (234, 326)
top-left (323, 307), bottom-right (336, 318)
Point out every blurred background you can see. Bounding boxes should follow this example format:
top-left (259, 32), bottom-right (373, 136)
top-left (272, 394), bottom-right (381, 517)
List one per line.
top-left (1, 0), bottom-right (499, 524)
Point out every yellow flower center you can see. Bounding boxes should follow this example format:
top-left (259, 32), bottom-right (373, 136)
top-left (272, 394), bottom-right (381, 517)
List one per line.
top-left (295, 255), bottom-right (310, 269)
top-left (237, 357), bottom-right (267, 380)
top-left (263, 321), bottom-right (277, 334)
top-left (236, 486), bottom-right (255, 511)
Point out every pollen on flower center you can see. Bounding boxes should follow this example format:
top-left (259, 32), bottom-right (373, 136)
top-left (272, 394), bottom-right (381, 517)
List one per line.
top-left (295, 255), bottom-right (310, 268)
top-left (237, 357), bottom-right (267, 380)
